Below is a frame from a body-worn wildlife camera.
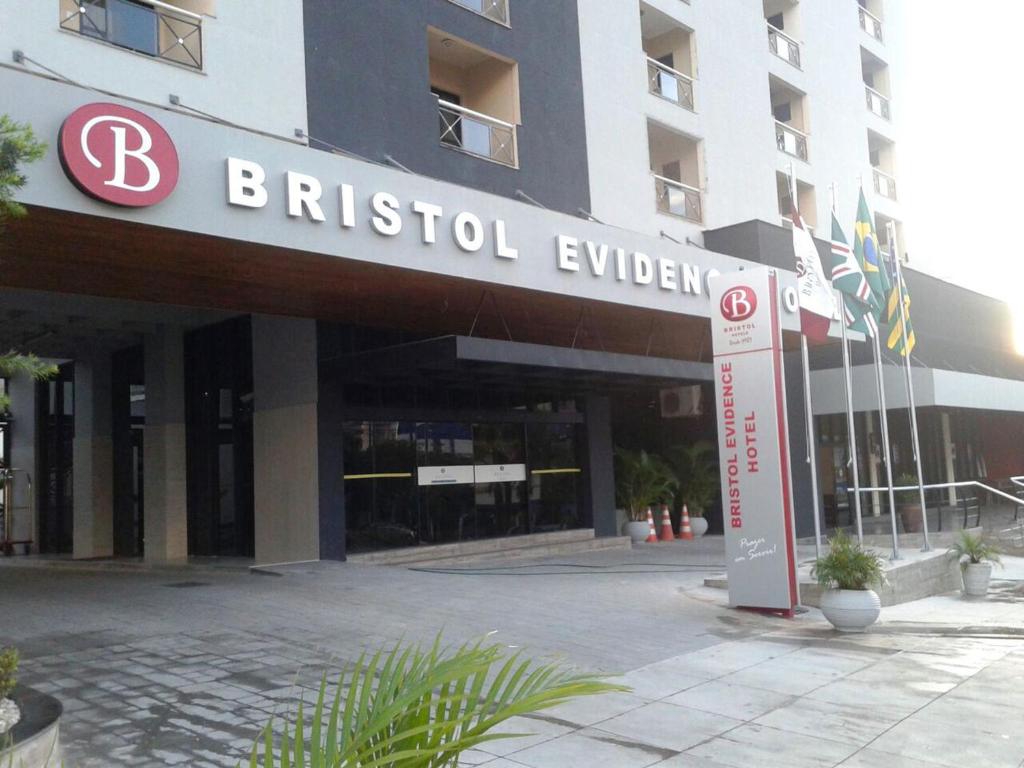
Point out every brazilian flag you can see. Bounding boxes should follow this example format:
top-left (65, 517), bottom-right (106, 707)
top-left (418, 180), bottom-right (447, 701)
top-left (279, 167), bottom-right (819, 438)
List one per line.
top-left (853, 188), bottom-right (889, 323)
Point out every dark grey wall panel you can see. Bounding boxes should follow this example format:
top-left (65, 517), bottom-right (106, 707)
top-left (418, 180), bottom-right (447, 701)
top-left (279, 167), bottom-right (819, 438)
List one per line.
top-left (303, 0), bottom-right (591, 216)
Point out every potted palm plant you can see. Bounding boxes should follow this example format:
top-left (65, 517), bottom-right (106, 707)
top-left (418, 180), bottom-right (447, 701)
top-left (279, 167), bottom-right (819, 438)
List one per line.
top-left (895, 472), bottom-right (924, 533)
top-left (812, 531), bottom-right (886, 632)
top-left (948, 530), bottom-right (1002, 597)
top-left (614, 448), bottom-right (678, 543)
top-left (669, 441), bottom-right (719, 537)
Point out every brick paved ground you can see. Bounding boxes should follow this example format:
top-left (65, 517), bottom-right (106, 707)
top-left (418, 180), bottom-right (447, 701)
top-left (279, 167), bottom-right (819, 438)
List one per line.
top-left (1, 539), bottom-right (1022, 767)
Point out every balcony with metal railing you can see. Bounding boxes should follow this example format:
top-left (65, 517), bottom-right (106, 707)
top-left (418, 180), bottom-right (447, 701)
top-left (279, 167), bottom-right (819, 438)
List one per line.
top-left (865, 85), bottom-right (891, 120)
top-left (59, 0), bottom-right (203, 70)
top-left (767, 23), bottom-right (801, 69)
top-left (775, 120), bottom-right (808, 161)
top-left (859, 6), bottom-right (883, 41)
top-left (647, 57), bottom-right (695, 111)
top-left (654, 174), bottom-right (702, 223)
top-left (873, 167), bottom-right (897, 200)
top-left (437, 98), bottom-right (518, 167)
top-left (447, 0), bottom-right (509, 26)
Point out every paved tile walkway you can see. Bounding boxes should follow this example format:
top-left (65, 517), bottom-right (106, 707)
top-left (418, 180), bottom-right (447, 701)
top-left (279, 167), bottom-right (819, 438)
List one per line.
top-left (1, 540), bottom-right (1023, 767)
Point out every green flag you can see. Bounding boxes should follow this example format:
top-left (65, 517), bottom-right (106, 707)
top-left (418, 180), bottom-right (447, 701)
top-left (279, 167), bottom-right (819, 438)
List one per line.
top-left (830, 212), bottom-right (876, 337)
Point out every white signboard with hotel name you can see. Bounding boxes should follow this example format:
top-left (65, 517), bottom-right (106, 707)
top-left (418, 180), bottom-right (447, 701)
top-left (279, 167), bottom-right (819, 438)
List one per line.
top-left (417, 465), bottom-right (475, 486)
top-left (708, 267), bottom-right (799, 614)
top-left (474, 464), bottom-right (527, 484)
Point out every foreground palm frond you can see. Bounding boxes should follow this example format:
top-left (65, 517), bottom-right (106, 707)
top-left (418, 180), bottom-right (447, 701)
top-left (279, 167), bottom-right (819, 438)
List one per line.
top-left (247, 637), bottom-right (626, 768)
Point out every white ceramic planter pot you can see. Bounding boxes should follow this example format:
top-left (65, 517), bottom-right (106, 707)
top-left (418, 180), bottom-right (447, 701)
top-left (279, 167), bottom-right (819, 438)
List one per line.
top-left (623, 520), bottom-right (651, 544)
top-left (690, 517), bottom-right (709, 537)
top-left (962, 562), bottom-right (993, 597)
top-left (819, 588), bottom-right (881, 632)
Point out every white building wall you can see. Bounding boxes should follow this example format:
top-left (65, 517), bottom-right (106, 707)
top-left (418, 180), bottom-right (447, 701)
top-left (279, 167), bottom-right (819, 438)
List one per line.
top-left (580, 0), bottom-right (906, 243)
top-left (0, 0), bottom-right (308, 139)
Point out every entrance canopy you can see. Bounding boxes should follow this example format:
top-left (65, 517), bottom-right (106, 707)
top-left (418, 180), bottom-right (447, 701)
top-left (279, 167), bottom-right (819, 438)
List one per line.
top-left (337, 335), bottom-right (713, 393)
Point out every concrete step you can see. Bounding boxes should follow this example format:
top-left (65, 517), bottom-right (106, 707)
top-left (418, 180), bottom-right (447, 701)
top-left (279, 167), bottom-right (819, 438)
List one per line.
top-left (704, 546), bottom-right (961, 607)
top-left (346, 528), bottom-right (630, 567)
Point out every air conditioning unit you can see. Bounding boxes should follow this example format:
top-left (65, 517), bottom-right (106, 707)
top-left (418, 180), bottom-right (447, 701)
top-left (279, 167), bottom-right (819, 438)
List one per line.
top-left (660, 385), bottom-right (703, 418)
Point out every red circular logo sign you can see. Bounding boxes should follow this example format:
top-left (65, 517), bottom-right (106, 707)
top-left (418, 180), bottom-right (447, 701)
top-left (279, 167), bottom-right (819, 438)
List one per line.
top-left (720, 286), bottom-right (758, 322)
top-left (58, 103), bottom-right (179, 207)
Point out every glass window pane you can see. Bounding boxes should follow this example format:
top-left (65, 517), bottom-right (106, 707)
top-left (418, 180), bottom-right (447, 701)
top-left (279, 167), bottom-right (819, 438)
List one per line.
top-left (108, 0), bottom-right (158, 56)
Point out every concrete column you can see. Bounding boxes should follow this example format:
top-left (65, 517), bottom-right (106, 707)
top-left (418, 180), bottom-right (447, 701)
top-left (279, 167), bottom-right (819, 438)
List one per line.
top-left (7, 374), bottom-right (38, 549)
top-left (72, 354), bottom-right (114, 559)
top-left (583, 394), bottom-right (617, 538)
top-left (941, 411), bottom-right (957, 506)
top-left (144, 327), bottom-right (188, 562)
top-left (251, 315), bottom-right (320, 565)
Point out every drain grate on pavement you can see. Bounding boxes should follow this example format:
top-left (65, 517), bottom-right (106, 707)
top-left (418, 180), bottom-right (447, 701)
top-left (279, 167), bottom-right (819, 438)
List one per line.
top-left (161, 581), bottom-right (212, 589)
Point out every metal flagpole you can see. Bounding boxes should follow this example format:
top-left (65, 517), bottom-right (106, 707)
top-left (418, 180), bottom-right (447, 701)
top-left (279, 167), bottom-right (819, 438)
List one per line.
top-left (872, 330), bottom-right (901, 559)
top-left (839, 301), bottom-right (864, 543)
top-left (791, 167), bottom-right (824, 559)
top-left (886, 222), bottom-right (932, 552)
top-left (830, 183), bottom-right (865, 544)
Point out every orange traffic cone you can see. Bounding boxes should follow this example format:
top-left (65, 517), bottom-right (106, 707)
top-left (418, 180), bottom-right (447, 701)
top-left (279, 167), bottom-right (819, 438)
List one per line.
top-left (644, 506), bottom-right (658, 543)
top-left (676, 504), bottom-right (694, 540)
top-left (658, 504), bottom-right (675, 542)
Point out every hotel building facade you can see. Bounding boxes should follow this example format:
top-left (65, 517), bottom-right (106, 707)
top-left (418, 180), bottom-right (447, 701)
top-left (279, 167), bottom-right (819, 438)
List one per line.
top-left (1, 0), bottom-right (1021, 565)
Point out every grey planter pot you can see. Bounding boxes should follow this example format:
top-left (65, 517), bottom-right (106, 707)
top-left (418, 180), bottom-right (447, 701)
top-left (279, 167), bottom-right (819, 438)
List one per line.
top-left (689, 517), bottom-right (708, 537)
top-left (622, 520), bottom-right (652, 543)
top-left (819, 588), bottom-right (881, 632)
top-left (962, 562), bottom-right (993, 597)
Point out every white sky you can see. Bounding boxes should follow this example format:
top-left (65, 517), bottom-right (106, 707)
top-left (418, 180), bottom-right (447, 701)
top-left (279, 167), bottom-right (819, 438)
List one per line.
top-left (899, 2), bottom-right (1024, 347)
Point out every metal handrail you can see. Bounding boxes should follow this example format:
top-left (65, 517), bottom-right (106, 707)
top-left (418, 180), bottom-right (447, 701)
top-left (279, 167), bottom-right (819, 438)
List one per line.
top-left (653, 173), bottom-right (702, 222)
top-left (775, 120), bottom-right (808, 139)
top-left (652, 173), bottom-right (700, 194)
top-left (646, 57), bottom-right (694, 85)
top-left (435, 97), bottom-right (517, 167)
top-left (60, 0), bottom-right (203, 69)
top-left (865, 84), bottom-right (891, 119)
top-left (872, 166), bottom-right (897, 199)
top-left (767, 23), bottom-right (801, 67)
top-left (646, 57), bottom-right (695, 110)
top-left (436, 98), bottom-right (515, 129)
top-left (447, 0), bottom-right (509, 26)
top-left (141, 0), bottom-right (202, 21)
top-left (859, 6), bottom-right (883, 40)
top-left (775, 120), bottom-right (808, 161)
top-left (858, 480), bottom-right (1024, 509)
top-left (864, 84), bottom-right (889, 101)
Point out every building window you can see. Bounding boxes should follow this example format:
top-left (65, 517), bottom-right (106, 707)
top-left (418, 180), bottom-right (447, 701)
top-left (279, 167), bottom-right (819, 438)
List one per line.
top-left (59, 0), bottom-right (204, 70)
top-left (428, 28), bottom-right (520, 167)
top-left (770, 75), bottom-right (809, 161)
top-left (765, 1), bottom-right (801, 68)
top-left (640, 4), bottom-right (697, 112)
top-left (648, 120), bottom-right (703, 223)
top-left (447, 0), bottom-right (510, 27)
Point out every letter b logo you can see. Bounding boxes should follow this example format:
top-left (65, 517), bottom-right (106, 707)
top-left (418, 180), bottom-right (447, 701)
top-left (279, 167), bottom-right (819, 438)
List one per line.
top-left (720, 286), bottom-right (758, 322)
top-left (59, 103), bottom-right (179, 207)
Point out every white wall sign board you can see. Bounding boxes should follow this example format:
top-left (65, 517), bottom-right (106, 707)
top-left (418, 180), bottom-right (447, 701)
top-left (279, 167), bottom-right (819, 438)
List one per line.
top-left (708, 267), bottom-right (799, 614)
top-left (417, 466), bottom-right (475, 486)
top-left (474, 464), bottom-right (527, 483)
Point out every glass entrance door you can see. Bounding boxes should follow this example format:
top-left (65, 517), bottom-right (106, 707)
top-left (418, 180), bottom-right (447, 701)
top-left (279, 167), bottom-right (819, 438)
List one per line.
top-left (416, 422), bottom-right (475, 543)
top-left (343, 418), bottom-right (583, 553)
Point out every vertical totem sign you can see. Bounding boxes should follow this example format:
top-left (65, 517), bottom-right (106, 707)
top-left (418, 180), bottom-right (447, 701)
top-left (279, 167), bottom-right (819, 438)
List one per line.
top-left (708, 267), bottom-right (799, 614)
